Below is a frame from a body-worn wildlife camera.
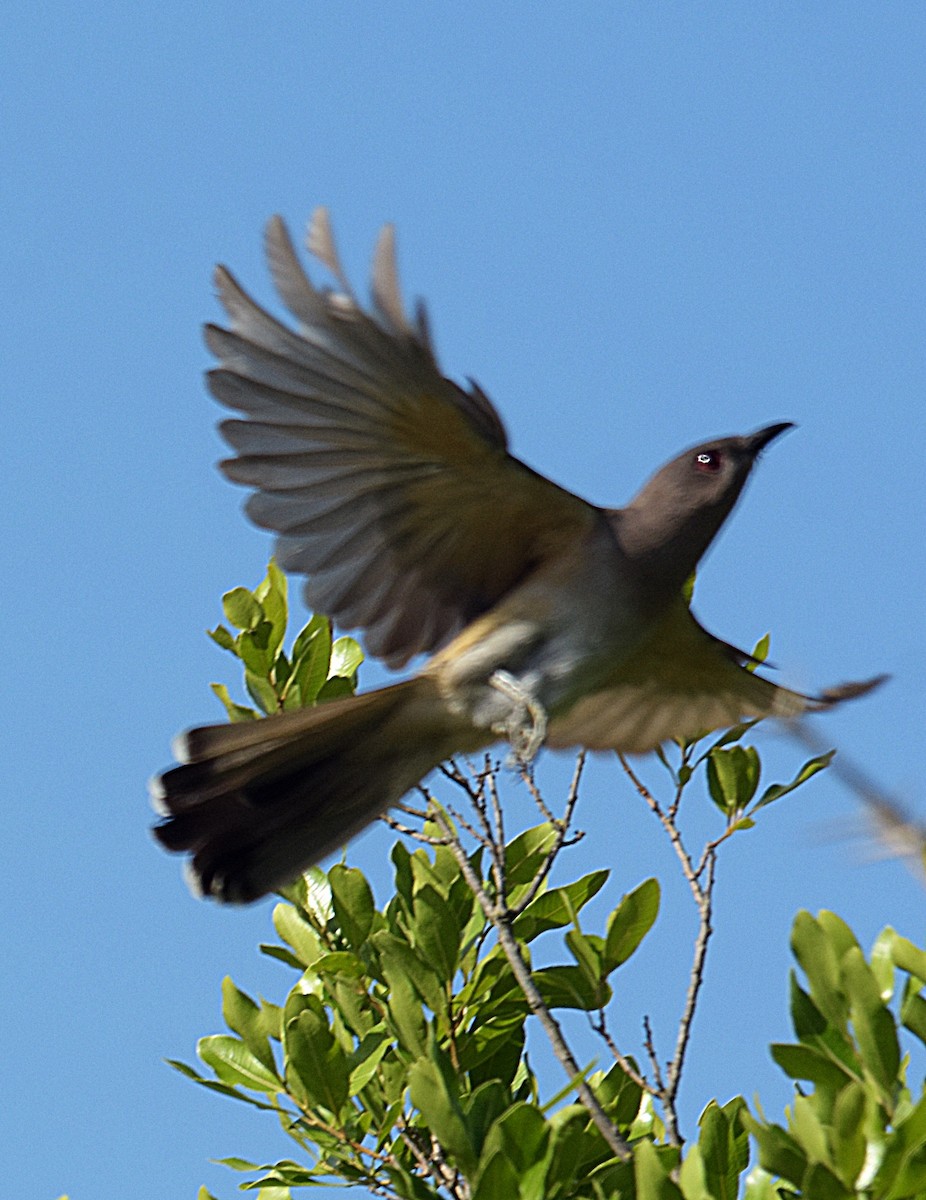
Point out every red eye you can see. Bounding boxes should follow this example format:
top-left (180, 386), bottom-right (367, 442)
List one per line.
top-left (694, 449), bottom-right (723, 474)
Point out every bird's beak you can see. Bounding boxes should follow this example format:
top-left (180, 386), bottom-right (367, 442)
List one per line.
top-left (747, 422), bottom-right (795, 455)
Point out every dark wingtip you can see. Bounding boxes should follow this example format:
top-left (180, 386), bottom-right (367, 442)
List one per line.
top-left (817, 674), bottom-right (890, 707)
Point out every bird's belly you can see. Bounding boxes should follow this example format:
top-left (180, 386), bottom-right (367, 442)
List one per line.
top-left (424, 550), bottom-right (649, 733)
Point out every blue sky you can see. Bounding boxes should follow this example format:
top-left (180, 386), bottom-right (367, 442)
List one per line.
top-left (4, 6), bottom-right (925, 1198)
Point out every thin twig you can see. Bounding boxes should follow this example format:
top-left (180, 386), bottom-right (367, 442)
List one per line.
top-left (430, 806), bottom-right (632, 1163)
top-left (396, 797), bottom-right (433, 820)
top-left (618, 751), bottom-right (718, 1147)
top-left (666, 850), bottom-right (715, 1115)
top-left (510, 751), bottom-right (587, 915)
top-left (618, 754), bottom-right (701, 897)
top-left (590, 1009), bottom-right (654, 1095)
top-left (397, 1116), bottom-right (466, 1199)
top-left (380, 812), bottom-right (449, 846)
top-left (667, 747), bottom-right (693, 820)
top-left (642, 1016), bottom-right (666, 1097)
top-left (518, 760), bottom-right (556, 823)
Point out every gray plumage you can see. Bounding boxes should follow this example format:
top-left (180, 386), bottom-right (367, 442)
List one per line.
top-left (152, 209), bottom-right (883, 903)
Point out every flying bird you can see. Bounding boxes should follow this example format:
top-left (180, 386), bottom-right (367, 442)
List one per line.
top-left (152, 209), bottom-right (881, 903)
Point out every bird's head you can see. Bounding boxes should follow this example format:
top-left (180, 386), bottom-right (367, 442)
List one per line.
top-left (616, 422), bottom-right (794, 601)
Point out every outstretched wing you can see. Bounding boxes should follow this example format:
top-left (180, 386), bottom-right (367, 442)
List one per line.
top-left (208, 210), bottom-right (596, 667)
top-left (547, 600), bottom-right (884, 752)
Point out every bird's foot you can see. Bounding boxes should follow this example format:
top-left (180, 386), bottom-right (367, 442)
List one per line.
top-left (489, 669), bottom-right (548, 764)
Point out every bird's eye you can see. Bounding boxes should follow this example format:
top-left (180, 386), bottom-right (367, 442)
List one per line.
top-left (694, 449), bottom-right (723, 474)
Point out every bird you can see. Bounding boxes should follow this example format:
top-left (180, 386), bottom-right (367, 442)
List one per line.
top-left (151, 208), bottom-right (883, 903)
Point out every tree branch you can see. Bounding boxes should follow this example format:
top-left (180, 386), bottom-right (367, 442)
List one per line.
top-left (430, 805), bottom-right (633, 1163)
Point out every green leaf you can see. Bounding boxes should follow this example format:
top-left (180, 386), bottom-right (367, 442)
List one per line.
top-left (289, 617), bottom-right (332, 705)
top-left (316, 675), bottom-right (355, 702)
top-left (245, 668), bottom-right (279, 715)
top-left (707, 744), bottom-right (760, 813)
top-left (830, 1083), bottom-right (867, 1188)
top-left (818, 911), bottom-right (860, 962)
top-left (700, 720), bottom-right (761, 757)
top-left (676, 1143), bottom-right (709, 1200)
top-left (284, 999), bottom-right (351, 1115)
top-left (512, 870), bottom-right (609, 942)
top-left (477, 1102), bottom-right (551, 1196)
top-left (302, 866), bottom-right (334, 924)
top-left (505, 823), bottom-right (558, 886)
top-left (566, 929), bottom-right (605, 987)
top-left (215, 1156), bottom-right (260, 1171)
top-left (459, 1012), bottom-right (526, 1090)
top-left (375, 960), bottom-right (428, 1054)
top-left (770, 1043), bottom-right (853, 1092)
top-left (841, 944), bottom-right (900, 1100)
top-left (604, 878), bottom-right (660, 971)
top-left (788, 973), bottom-right (861, 1078)
top-left (739, 1111), bottom-right (808, 1187)
top-left (698, 1100), bottom-right (749, 1200)
top-left (799, 1162), bottom-right (853, 1199)
top-left (373, 928), bottom-right (445, 1017)
top-left (750, 632), bottom-right (771, 665)
top-left (633, 1139), bottom-right (684, 1199)
top-left (463, 946), bottom-right (522, 1013)
top-left (901, 989), bottom-right (926, 1046)
top-left (258, 943), bottom-right (303, 970)
top-left (272, 902), bottom-right (323, 968)
top-left (595, 1061), bottom-right (644, 1130)
top-left (329, 864), bottom-right (376, 950)
top-left (471, 1150), bottom-right (521, 1200)
top-left (533, 964), bottom-right (610, 1010)
top-left (790, 911), bottom-right (849, 1030)
top-left (791, 1091), bottom-right (836, 1165)
top-left (463, 1081), bottom-right (510, 1155)
top-left (221, 977), bottom-right (278, 1074)
top-left (738, 1167), bottom-right (782, 1200)
top-left (411, 884), bottom-right (461, 980)
top-left (207, 624), bottom-right (237, 652)
top-left (313, 950), bottom-right (365, 979)
top-left (751, 751), bottom-right (834, 814)
top-left (892, 933), bottom-right (926, 984)
top-left (236, 619), bottom-right (275, 676)
top-left (198, 1035), bottom-right (281, 1094)
top-left (408, 1040), bottom-right (476, 1174)
top-left (210, 682), bottom-right (258, 722)
top-left (346, 1027), bottom-right (392, 1096)
top-left (222, 586), bottom-right (263, 631)
top-left (880, 1090), bottom-right (926, 1194)
top-left (329, 635), bottom-right (364, 679)
top-left (869, 929), bottom-right (896, 1000)
top-left (166, 1058), bottom-right (280, 1111)
top-left (254, 559), bottom-right (288, 658)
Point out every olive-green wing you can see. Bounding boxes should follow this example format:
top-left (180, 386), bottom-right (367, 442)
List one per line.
top-left (208, 210), bottom-right (596, 667)
top-left (547, 600), bottom-right (881, 752)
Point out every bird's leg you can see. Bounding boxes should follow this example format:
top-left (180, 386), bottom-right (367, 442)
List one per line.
top-left (488, 669), bottom-right (548, 763)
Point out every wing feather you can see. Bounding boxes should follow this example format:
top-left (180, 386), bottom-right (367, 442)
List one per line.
top-left (207, 211), bottom-right (596, 664)
top-left (547, 602), bottom-right (856, 753)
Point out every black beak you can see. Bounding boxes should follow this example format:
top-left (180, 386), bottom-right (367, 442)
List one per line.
top-left (747, 422), bottom-right (795, 456)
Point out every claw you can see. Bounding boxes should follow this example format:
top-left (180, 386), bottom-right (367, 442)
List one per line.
top-left (488, 670), bottom-right (548, 763)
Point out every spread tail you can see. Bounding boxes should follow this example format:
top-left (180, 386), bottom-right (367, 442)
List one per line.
top-left (151, 677), bottom-right (479, 903)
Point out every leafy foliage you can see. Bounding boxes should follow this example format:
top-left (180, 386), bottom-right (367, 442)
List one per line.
top-left (743, 917), bottom-right (926, 1198)
top-left (170, 566), bottom-right (926, 1198)
top-left (178, 849), bottom-right (654, 1197)
top-left (205, 560), bottom-right (363, 719)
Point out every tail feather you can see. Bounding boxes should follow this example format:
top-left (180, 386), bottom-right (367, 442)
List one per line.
top-left (151, 677), bottom-right (480, 903)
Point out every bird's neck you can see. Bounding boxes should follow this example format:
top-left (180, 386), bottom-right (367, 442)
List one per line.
top-left (608, 505), bottom-right (721, 603)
